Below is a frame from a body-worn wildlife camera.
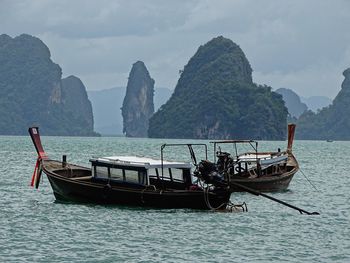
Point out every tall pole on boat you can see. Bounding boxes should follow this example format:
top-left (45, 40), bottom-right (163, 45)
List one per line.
top-left (287, 123), bottom-right (296, 152)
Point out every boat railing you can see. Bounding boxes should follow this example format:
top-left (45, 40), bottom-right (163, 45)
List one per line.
top-left (160, 143), bottom-right (208, 182)
top-left (228, 153), bottom-right (288, 177)
top-left (210, 140), bottom-right (259, 163)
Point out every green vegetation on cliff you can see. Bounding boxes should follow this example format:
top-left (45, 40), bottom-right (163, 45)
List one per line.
top-left (0, 34), bottom-right (97, 136)
top-left (148, 36), bottom-right (288, 140)
top-left (297, 68), bottom-right (350, 140)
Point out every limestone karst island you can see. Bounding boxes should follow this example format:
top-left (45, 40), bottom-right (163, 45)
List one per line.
top-left (0, 33), bottom-right (349, 140)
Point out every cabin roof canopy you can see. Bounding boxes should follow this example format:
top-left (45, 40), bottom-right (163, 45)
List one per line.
top-left (210, 140), bottom-right (256, 144)
top-left (90, 156), bottom-right (192, 169)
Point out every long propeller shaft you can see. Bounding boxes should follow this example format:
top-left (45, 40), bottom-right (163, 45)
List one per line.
top-left (230, 182), bottom-right (319, 215)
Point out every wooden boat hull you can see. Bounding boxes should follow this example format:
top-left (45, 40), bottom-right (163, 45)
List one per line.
top-left (43, 161), bottom-right (231, 210)
top-left (229, 171), bottom-right (296, 192)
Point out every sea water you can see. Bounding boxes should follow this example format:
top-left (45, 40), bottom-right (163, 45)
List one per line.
top-left (0, 136), bottom-right (349, 262)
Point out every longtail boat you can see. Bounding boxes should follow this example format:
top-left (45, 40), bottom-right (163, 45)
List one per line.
top-left (28, 127), bottom-right (243, 211)
top-left (196, 124), bottom-right (298, 192)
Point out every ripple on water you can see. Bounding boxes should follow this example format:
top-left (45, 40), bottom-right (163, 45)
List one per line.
top-left (0, 137), bottom-right (349, 262)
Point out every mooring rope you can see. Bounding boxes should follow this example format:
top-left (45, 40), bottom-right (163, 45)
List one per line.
top-left (203, 186), bottom-right (227, 210)
top-left (299, 167), bottom-right (319, 191)
top-left (203, 185), bottom-right (247, 212)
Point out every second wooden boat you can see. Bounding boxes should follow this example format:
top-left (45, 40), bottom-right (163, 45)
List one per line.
top-left (196, 124), bottom-right (298, 192)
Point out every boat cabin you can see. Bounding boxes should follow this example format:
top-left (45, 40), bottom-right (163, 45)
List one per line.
top-left (90, 156), bottom-right (193, 189)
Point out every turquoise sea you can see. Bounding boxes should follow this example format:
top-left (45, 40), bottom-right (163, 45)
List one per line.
top-left (0, 136), bottom-right (349, 262)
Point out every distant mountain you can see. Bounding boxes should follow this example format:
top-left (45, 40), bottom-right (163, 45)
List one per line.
top-left (275, 87), bottom-right (332, 115)
top-left (275, 88), bottom-right (308, 118)
top-left (148, 36), bottom-right (288, 140)
top-left (88, 87), bottom-right (172, 135)
top-left (88, 87), bottom-right (125, 135)
top-left (300, 96), bottom-right (332, 112)
top-left (0, 34), bottom-right (96, 136)
top-left (297, 68), bottom-right (350, 140)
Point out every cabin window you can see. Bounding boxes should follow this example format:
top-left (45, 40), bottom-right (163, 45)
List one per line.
top-left (95, 166), bottom-right (109, 178)
top-left (124, 169), bottom-right (140, 184)
top-left (122, 169), bottom-right (146, 185)
top-left (171, 168), bottom-right (183, 181)
top-left (110, 168), bottom-right (124, 180)
top-left (159, 168), bottom-right (171, 180)
top-left (148, 168), bottom-right (158, 179)
top-left (93, 164), bottom-right (147, 185)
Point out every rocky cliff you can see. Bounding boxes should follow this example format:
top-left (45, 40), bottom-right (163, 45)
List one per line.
top-left (275, 88), bottom-right (308, 118)
top-left (148, 36), bottom-right (288, 140)
top-left (297, 68), bottom-right (350, 140)
top-left (0, 34), bottom-right (96, 136)
top-left (121, 61), bottom-right (155, 137)
top-left (61, 75), bottom-right (95, 136)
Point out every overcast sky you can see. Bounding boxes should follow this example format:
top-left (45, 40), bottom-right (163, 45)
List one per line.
top-left (1, 0), bottom-right (350, 98)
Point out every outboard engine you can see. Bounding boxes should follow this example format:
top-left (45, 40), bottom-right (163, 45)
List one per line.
top-left (194, 160), bottom-right (226, 187)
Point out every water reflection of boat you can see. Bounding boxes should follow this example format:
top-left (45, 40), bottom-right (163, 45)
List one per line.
top-left (28, 127), bottom-right (239, 211)
top-left (197, 124), bottom-right (298, 192)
